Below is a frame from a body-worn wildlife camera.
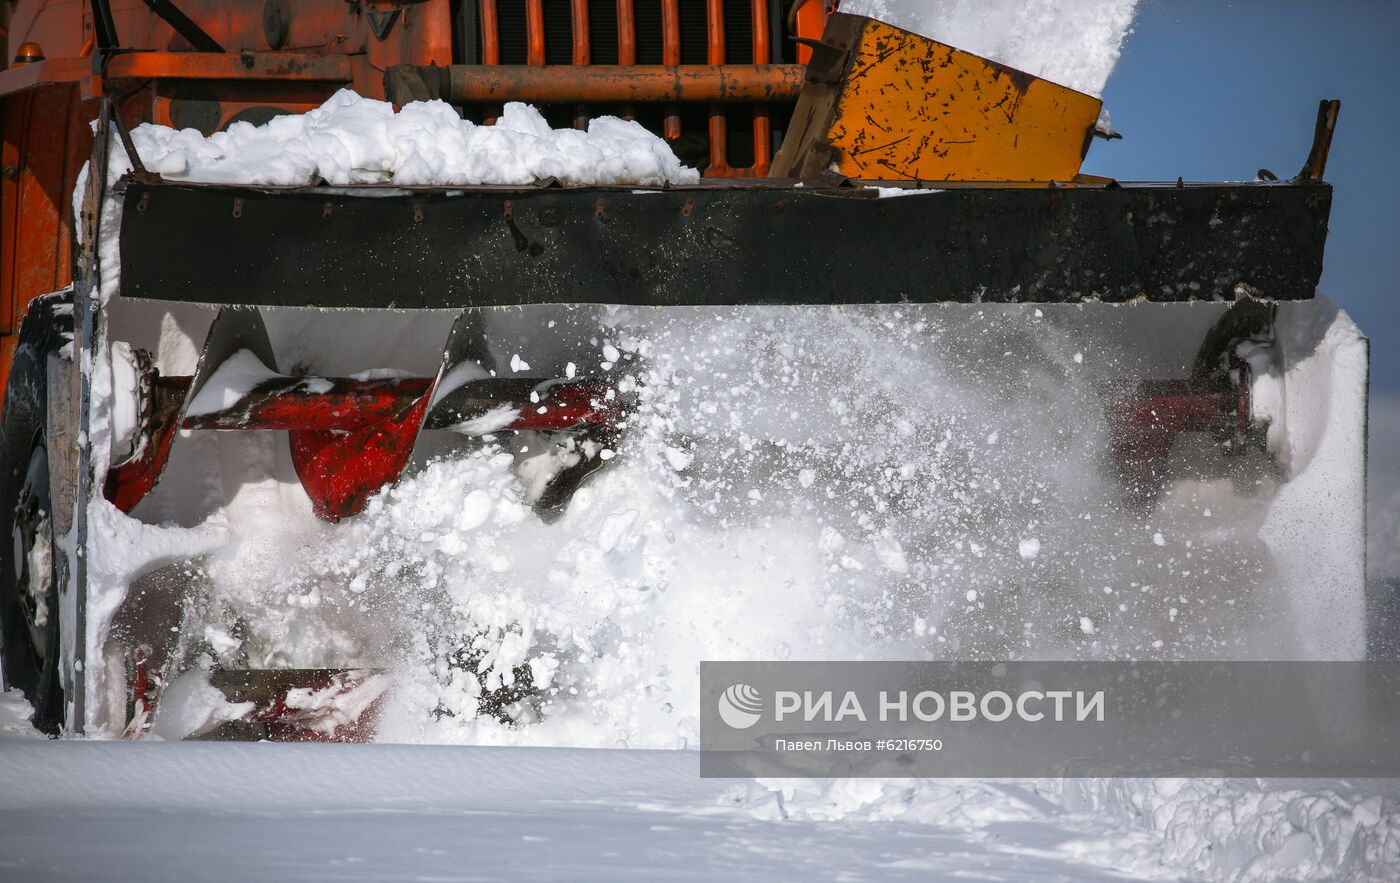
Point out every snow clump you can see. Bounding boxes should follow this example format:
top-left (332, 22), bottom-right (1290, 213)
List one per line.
top-left (120, 89), bottom-right (700, 188)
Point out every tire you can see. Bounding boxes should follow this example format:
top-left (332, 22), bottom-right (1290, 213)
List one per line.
top-left (0, 294), bottom-right (73, 735)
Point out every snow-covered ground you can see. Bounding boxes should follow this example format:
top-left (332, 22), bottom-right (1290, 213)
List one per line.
top-left (0, 735), bottom-right (1397, 882)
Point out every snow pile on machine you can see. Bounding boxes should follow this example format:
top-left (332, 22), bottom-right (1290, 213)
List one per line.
top-left (122, 89), bottom-right (700, 187)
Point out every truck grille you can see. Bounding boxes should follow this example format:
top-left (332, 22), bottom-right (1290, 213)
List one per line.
top-left (456, 0), bottom-right (790, 176)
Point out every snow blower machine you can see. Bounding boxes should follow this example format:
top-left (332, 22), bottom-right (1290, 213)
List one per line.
top-left (0, 0), bottom-right (1366, 739)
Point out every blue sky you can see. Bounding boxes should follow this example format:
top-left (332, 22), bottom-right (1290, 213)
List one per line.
top-left (1080, 0), bottom-right (1400, 391)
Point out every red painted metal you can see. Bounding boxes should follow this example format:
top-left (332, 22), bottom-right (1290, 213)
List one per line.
top-left (103, 366), bottom-right (630, 521)
top-left (251, 671), bottom-right (386, 743)
top-left (104, 408), bottom-right (181, 512)
top-left (120, 645), bottom-right (162, 740)
top-left (288, 392), bottom-right (432, 522)
top-left (1109, 377), bottom-right (1254, 503)
top-left (503, 380), bottom-right (626, 432)
top-left (182, 376), bottom-right (432, 431)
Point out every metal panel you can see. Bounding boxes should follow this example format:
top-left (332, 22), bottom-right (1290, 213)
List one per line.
top-left (117, 179), bottom-right (1331, 309)
top-left (773, 13), bottom-right (1102, 182)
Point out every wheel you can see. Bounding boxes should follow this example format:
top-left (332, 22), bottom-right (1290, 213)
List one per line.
top-left (0, 295), bottom-right (73, 734)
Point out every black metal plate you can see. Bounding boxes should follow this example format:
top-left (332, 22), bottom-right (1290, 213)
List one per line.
top-left (117, 179), bottom-right (1331, 308)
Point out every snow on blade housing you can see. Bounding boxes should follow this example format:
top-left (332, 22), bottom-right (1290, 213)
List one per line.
top-left (0, 3), bottom-right (1363, 750)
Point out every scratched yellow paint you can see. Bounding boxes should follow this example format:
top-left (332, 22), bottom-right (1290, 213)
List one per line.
top-left (826, 17), bottom-right (1102, 182)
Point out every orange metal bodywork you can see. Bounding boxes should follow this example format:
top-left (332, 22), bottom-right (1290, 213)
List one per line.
top-left (774, 14), bottom-right (1103, 182)
top-left (0, 0), bottom-right (831, 397)
top-left (0, 82), bottom-right (95, 386)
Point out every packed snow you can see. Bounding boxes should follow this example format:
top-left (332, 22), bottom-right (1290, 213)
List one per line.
top-left (118, 90), bottom-right (699, 188)
top-left (841, 0), bottom-right (1138, 96)
top-left (1, 739), bottom-right (1396, 882)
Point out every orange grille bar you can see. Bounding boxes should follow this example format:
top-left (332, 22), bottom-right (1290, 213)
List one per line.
top-left (571, 0), bottom-right (591, 128)
top-left (571, 0), bottom-right (591, 64)
top-left (751, 0), bottom-right (773, 175)
top-left (480, 0), bottom-right (501, 123)
top-left (617, 0), bottom-right (637, 120)
top-left (526, 0), bottom-right (546, 66)
top-left (480, 0), bottom-right (500, 64)
top-left (706, 0), bottom-right (728, 175)
top-left (661, 0), bottom-right (682, 140)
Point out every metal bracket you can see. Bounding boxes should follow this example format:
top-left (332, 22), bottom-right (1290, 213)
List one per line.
top-left (140, 0), bottom-right (225, 53)
top-left (107, 103), bottom-right (153, 181)
top-left (368, 9), bottom-right (403, 41)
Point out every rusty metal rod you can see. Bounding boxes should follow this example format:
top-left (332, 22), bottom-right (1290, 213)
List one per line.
top-left (751, 0), bottom-right (773, 175)
top-left (525, 0), bottom-right (546, 66)
top-left (571, 0), bottom-right (591, 129)
top-left (705, 0), bottom-right (729, 175)
top-left (479, 0), bottom-right (501, 123)
top-left (438, 64), bottom-right (804, 104)
top-left (616, 0), bottom-right (637, 120)
top-left (480, 0), bottom-right (500, 64)
top-left (661, 0), bottom-right (683, 139)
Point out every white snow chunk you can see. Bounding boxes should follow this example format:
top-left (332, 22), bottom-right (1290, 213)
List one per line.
top-left (184, 349), bottom-right (281, 417)
top-left (444, 404), bottom-right (519, 436)
top-left (663, 447), bottom-right (694, 471)
top-left (1018, 537), bottom-right (1041, 559)
top-left (279, 673), bottom-right (391, 737)
top-left (1079, 616), bottom-right (1096, 635)
top-left (202, 626), bottom-right (242, 659)
top-left (151, 671), bottom-right (255, 741)
top-left (870, 186), bottom-right (945, 197)
top-left (457, 490), bottom-right (493, 532)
